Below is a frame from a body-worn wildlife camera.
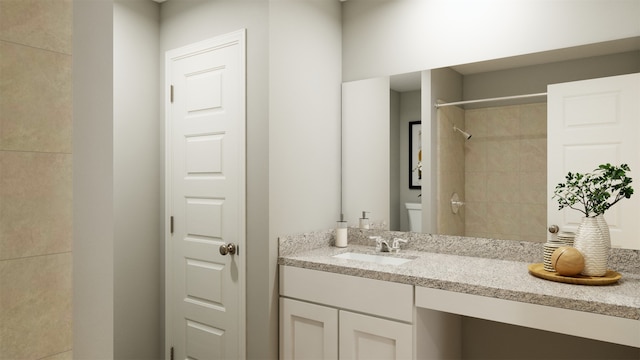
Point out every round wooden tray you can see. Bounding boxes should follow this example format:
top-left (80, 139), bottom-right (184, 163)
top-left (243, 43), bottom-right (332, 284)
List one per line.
top-left (528, 263), bottom-right (622, 285)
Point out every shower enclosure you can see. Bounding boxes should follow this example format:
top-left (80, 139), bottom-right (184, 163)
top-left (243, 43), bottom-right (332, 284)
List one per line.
top-left (435, 102), bottom-right (548, 242)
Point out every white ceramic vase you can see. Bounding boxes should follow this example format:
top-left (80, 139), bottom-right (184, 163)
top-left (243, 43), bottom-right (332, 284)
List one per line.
top-left (573, 215), bottom-right (610, 276)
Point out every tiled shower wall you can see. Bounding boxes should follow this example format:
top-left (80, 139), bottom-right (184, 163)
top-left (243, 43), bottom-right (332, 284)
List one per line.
top-left (0, 0), bottom-right (73, 359)
top-left (436, 105), bottom-right (466, 236)
top-left (464, 103), bottom-right (547, 242)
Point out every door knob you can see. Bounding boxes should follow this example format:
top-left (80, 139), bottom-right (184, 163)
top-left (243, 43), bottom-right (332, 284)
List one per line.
top-left (548, 225), bottom-right (559, 234)
top-left (219, 243), bottom-right (237, 256)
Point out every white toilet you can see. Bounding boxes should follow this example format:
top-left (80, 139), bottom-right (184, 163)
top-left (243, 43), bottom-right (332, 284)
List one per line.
top-left (405, 203), bottom-right (422, 232)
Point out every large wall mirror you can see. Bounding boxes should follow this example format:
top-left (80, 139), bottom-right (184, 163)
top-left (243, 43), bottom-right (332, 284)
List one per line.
top-left (342, 37), bottom-right (640, 249)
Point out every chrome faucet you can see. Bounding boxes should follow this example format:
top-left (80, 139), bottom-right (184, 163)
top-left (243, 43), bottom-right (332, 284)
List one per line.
top-left (369, 236), bottom-right (408, 253)
top-left (391, 238), bottom-right (408, 253)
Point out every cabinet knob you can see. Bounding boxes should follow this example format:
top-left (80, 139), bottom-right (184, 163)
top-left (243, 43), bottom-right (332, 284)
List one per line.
top-left (548, 225), bottom-right (559, 234)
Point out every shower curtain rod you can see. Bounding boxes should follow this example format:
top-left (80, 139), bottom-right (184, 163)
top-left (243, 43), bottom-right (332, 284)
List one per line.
top-left (434, 92), bottom-right (547, 108)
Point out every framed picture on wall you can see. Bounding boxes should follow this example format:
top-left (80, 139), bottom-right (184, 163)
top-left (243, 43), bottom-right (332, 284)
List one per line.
top-left (409, 120), bottom-right (422, 189)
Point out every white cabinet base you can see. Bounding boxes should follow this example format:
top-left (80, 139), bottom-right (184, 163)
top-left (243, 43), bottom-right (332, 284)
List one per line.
top-left (339, 310), bottom-right (413, 360)
top-left (280, 298), bottom-right (338, 360)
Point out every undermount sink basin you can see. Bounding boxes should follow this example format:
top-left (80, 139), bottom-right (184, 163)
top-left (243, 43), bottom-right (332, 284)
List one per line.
top-left (333, 252), bottom-right (413, 266)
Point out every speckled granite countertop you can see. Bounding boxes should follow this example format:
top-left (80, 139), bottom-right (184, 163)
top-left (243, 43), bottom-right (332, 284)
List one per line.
top-left (278, 229), bottom-right (640, 321)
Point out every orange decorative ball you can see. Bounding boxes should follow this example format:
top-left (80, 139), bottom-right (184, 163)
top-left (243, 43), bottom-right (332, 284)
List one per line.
top-left (551, 246), bottom-right (585, 276)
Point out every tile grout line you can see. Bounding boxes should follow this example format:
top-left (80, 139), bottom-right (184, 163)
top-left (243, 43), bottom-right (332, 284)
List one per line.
top-left (0, 148), bottom-right (72, 155)
top-left (36, 349), bottom-right (73, 360)
top-left (0, 38), bottom-right (72, 57)
top-left (0, 250), bottom-right (73, 263)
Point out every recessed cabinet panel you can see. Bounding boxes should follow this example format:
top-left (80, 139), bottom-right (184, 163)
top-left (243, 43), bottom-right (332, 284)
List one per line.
top-left (339, 310), bottom-right (413, 360)
top-left (280, 298), bottom-right (338, 360)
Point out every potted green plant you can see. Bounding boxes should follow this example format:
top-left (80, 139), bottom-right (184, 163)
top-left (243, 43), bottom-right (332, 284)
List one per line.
top-left (553, 163), bottom-right (633, 276)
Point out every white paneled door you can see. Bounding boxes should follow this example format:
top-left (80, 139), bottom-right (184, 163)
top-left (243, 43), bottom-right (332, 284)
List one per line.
top-left (166, 30), bottom-right (246, 359)
top-left (547, 73), bottom-right (640, 250)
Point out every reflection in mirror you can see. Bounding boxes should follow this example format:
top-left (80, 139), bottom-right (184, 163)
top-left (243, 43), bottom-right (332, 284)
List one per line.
top-left (390, 72), bottom-right (422, 232)
top-left (372, 39), bottom-right (640, 248)
top-left (435, 100), bottom-right (548, 242)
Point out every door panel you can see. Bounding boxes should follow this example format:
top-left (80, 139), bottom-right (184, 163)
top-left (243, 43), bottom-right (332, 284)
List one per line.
top-left (186, 320), bottom-right (225, 359)
top-left (547, 73), bottom-right (640, 249)
top-left (166, 30), bottom-right (246, 359)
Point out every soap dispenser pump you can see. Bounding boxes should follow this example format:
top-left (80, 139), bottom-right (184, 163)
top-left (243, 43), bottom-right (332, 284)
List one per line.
top-left (359, 211), bottom-right (370, 229)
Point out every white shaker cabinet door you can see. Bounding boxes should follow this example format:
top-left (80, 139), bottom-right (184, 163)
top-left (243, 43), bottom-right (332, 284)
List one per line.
top-left (280, 297), bottom-right (338, 360)
top-left (339, 310), bottom-right (413, 360)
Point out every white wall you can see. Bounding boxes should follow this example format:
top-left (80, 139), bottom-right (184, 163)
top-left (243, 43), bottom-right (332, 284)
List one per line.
top-left (342, 0), bottom-right (640, 81)
top-left (269, 1), bottom-right (342, 355)
top-left (73, 1), bottom-right (115, 357)
top-left (113, 1), bottom-right (161, 358)
top-left (74, 1), bottom-right (162, 358)
top-left (269, 0), bottom-right (342, 233)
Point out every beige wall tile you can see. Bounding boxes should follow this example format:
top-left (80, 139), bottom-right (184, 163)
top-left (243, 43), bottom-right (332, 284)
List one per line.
top-left (465, 202), bottom-right (487, 234)
top-left (0, 252), bottom-right (72, 359)
top-left (519, 203), bottom-right (547, 242)
top-left (486, 171), bottom-right (520, 204)
top-left (520, 103), bottom-right (547, 136)
top-left (520, 138), bottom-right (546, 173)
top-left (485, 105), bottom-right (520, 137)
top-left (465, 108), bottom-right (488, 138)
top-left (460, 103), bottom-right (548, 241)
top-left (1, 0), bottom-right (73, 357)
top-left (486, 139), bottom-right (520, 172)
top-left (465, 171), bottom-right (486, 202)
top-left (520, 171), bottom-right (547, 205)
top-left (0, 41), bottom-right (72, 153)
top-left (0, 0), bottom-right (72, 54)
top-left (437, 105), bottom-right (466, 235)
top-left (486, 202), bottom-right (521, 236)
top-left (439, 138), bottom-right (464, 174)
top-left (0, 151), bottom-right (72, 260)
top-left (464, 139), bottom-right (486, 172)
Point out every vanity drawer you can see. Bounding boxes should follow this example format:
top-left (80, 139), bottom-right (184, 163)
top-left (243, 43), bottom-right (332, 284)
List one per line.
top-left (279, 265), bottom-right (413, 322)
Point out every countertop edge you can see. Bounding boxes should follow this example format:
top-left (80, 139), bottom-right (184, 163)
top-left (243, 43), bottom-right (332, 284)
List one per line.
top-left (277, 256), bottom-right (640, 321)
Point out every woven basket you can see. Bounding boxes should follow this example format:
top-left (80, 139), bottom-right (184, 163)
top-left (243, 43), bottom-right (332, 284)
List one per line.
top-left (573, 215), bottom-right (610, 276)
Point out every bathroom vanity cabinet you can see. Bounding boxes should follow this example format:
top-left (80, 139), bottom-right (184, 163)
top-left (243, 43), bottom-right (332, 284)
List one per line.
top-left (278, 230), bottom-right (640, 359)
top-left (279, 266), bottom-right (414, 359)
